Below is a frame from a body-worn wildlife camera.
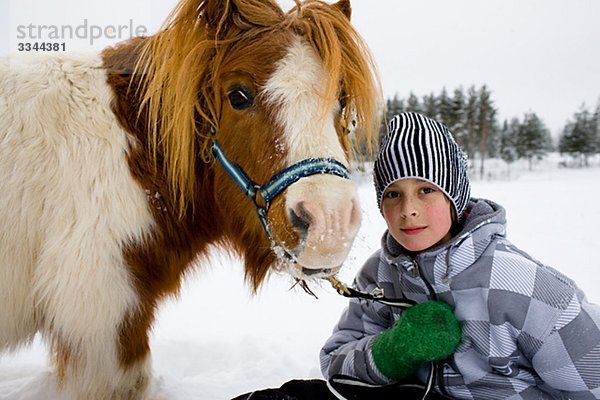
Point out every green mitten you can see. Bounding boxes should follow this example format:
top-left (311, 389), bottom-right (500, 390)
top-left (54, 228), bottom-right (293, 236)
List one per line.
top-left (371, 301), bottom-right (462, 381)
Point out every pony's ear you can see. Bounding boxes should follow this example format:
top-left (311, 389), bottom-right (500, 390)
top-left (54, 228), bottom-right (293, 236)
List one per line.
top-left (332, 0), bottom-right (352, 20)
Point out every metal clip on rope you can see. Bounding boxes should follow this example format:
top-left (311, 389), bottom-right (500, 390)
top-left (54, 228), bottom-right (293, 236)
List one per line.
top-left (324, 275), bottom-right (416, 309)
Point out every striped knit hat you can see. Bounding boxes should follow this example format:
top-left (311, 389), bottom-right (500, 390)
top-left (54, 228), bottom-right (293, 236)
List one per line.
top-left (374, 112), bottom-right (471, 219)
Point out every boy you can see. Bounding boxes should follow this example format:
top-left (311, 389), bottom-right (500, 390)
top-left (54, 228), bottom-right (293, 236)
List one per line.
top-left (320, 112), bottom-right (600, 399)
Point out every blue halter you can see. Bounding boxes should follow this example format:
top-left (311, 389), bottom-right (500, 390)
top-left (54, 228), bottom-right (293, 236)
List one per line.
top-left (210, 133), bottom-right (351, 250)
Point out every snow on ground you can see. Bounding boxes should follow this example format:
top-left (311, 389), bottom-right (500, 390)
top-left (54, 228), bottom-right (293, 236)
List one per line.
top-left (1, 158), bottom-right (599, 400)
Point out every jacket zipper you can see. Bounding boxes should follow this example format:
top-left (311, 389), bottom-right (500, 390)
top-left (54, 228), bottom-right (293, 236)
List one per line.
top-left (411, 257), bottom-right (437, 301)
top-left (412, 257), bottom-right (453, 398)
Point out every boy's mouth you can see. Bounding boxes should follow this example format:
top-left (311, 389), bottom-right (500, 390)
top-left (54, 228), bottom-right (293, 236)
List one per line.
top-left (401, 226), bottom-right (426, 235)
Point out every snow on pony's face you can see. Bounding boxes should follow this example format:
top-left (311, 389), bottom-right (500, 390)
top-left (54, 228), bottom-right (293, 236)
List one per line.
top-left (382, 178), bottom-right (453, 252)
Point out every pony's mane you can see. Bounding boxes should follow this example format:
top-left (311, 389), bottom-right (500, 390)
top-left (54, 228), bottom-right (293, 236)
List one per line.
top-left (135, 0), bottom-right (381, 216)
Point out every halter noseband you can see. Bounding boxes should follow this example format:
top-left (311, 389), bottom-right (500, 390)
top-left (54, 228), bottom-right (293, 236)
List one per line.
top-left (209, 128), bottom-right (351, 260)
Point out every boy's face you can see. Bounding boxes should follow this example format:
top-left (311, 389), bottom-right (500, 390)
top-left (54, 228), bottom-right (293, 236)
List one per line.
top-left (382, 178), bottom-right (453, 253)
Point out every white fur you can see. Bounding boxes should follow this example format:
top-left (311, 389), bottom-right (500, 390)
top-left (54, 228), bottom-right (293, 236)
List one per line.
top-left (263, 36), bottom-right (346, 164)
top-left (0, 53), bottom-right (155, 399)
top-left (264, 37), bottom-right (361, 269)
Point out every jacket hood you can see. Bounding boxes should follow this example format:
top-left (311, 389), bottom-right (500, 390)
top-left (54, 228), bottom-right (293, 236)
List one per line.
top-left (381, 198), bottom-right (507, 282)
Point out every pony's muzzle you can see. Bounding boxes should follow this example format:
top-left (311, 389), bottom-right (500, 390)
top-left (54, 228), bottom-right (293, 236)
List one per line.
top-left (284, 177), bottom-right (362, 270)
top-left (288, 196), bottom-right (361, 243)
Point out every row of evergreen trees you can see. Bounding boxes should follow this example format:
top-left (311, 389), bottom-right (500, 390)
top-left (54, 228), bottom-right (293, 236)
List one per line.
top-left (558, 104), bottom-right (600, 167)
top-left (378, 86), bottom-right (600, 175)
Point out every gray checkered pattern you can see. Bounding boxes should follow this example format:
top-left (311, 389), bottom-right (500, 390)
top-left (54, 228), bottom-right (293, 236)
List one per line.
top-left (320, 198), bottom-right (600, 399)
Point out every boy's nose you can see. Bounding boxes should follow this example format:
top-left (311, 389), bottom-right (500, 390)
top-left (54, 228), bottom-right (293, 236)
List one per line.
top-left (401, 210), bottom-right (418, 218)
top-left (400, 198), bottom-right (419, 218)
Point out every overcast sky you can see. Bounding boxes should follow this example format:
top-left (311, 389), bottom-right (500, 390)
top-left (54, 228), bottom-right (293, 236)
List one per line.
top-left (347, 0), bottom-right (600, 135)
top-left (3, 0), bottom-right (599, 134)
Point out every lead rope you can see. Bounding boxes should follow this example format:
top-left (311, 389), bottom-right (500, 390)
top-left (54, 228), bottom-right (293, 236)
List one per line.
top-left (323, 275), bottom-right (436, 400)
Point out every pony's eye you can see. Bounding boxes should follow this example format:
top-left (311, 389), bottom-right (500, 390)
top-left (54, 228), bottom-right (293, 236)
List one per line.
top-left (339, 95), bottom-right (347, 110)
top-left (339, 89), bottom-right (348, 110)
top-left (228, 87), bottom-right (254, 110)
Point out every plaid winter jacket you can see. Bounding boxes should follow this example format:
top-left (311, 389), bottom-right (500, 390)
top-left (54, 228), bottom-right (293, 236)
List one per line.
top-left (320, 198), bottom-right (600, 399)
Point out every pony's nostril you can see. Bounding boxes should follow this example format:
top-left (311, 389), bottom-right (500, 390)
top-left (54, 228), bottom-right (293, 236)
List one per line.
top-left (289, 201), bottom-right (313, 237)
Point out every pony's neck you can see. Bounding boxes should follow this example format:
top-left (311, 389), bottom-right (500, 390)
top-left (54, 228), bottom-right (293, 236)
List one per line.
top-left (101, 38), bottom-right (152, 145)
top-left (101, 38), bottom-right (216, 226)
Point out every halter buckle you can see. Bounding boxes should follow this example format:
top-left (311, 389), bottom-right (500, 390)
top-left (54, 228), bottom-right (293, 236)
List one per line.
top-left (252, 184), bottom-right (268, 210)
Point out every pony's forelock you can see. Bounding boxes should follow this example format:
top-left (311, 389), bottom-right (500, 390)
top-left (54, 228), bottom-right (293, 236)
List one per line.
top-left (284, 0), bottom-right (382, 154)
top-left (135, 0), bottom-right (381, 218)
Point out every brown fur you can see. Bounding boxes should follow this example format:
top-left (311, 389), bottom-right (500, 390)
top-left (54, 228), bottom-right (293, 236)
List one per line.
top-left (53, 337), bottom-right (72, 388)
top-left (101, 0), bottom-right (380, 370)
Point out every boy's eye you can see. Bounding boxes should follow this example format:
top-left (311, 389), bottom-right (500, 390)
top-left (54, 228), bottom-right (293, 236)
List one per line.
top-left (421, 187), bottom-right (436, 194)
top-left (384, 191), bottom-right (399, 199)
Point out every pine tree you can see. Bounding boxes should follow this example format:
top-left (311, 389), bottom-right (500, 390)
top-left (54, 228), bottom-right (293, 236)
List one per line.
top-left (477, 85), bottom-right (496, 178)
top-left (422, 92), bottom-right (438, 119)
top-left (594, 98), bottom-right (600, 155)
top-left (380, 94), bottom-right (403, 140)
top-left (559, 104), bottom-right (597, 166)
top-left (516, 112), bottom-right (551, 170)
top-left (438, 88), bottom-right (453, 127)
top-left (388, 94), bottom-right (405, 117)
top-left (559, 122), bottom-right (578, 164)
top-left (448, 87), bottom-right (466, 146)
top-left (407, 92), bottom-right (421, 113)
top-left (499, 118), bottom-right (520, 172)
top-left (463, 86), bottom-right (479, 160)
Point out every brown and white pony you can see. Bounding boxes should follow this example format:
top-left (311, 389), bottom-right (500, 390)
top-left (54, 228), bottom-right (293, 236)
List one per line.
top-left (0, 0), bottom-right (380, 398)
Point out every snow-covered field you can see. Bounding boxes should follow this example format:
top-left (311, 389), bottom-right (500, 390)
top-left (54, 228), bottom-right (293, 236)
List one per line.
top-left (1, 157), bottom-right (599, 400)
